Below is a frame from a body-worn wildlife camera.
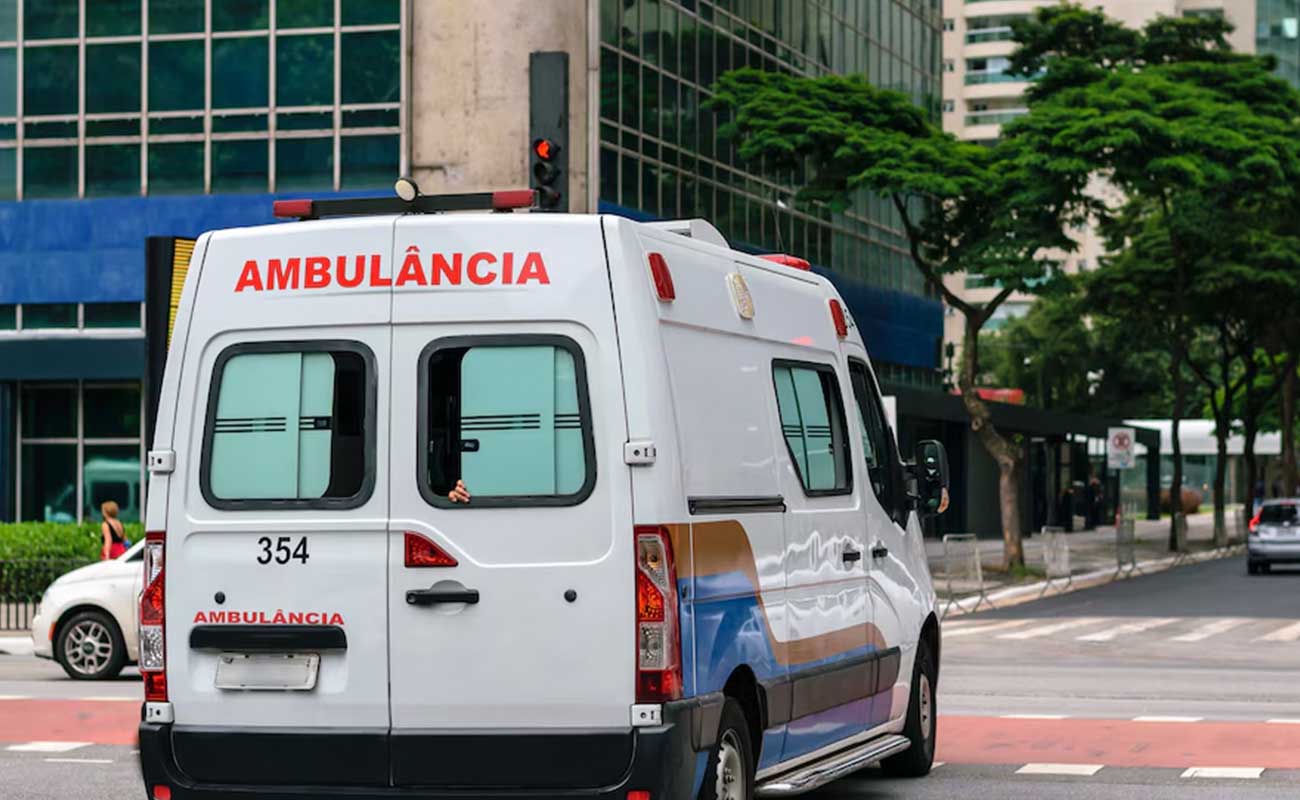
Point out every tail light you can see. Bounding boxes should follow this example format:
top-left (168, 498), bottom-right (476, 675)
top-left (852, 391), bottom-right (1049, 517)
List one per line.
top-left (635, 526), bottom-right (681, 703)
top-left (140, 530), bottom-right (167, 702)
top-left (647, 253), bottom-right (675, 302)
top-left (1250, 512), bottom-right (1261, 533)
top-left (829, 298), bottom-right (848, 338)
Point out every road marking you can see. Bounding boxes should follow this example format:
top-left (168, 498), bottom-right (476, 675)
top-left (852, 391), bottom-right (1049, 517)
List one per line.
top-left (1180, 767), bottom-right (1263, 779)
top-left (43, 758), bottom-right (113, 764)
top-left (943, 620), bottom-right (1032, 638)
top-left (1266, 719), bottom-right (1300, 725)
top-left (1254, 621), bottom-right (1300, 643)
top-left (933, 762), bottom-right (945, 768)
top-left (1001, 714), bottom-right (1069, 720)
top-left (1133, 716), bottom-right (1203, 723)
top-left (1169, 618), bottom-right (1250, 642)
top-left (998, 618), bottom-right (1105, 640)
top-left (5, 741), bottom-right (91, 753)
top-left (81, 696), bottom-right (139, 702)
top-left (0, 695), bottom-right (30, 701)
top-left (1077, 617), bottom-right (1177, 642)
top-left (1016, 763), bottom-right (1104, 776)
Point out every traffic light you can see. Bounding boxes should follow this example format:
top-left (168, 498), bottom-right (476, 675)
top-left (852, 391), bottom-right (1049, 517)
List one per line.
top-left (529, 51), bottom-right (569, 212)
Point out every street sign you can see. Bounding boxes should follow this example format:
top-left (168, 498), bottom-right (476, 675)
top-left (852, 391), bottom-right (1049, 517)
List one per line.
top-left (1107, 426), bottom-right (1135, 470)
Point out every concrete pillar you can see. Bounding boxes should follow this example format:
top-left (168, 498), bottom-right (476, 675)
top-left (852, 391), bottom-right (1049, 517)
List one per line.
top-left (0, 382), bottom-right (12, 522)
top-left (409, 1), bottom-right (594, 210)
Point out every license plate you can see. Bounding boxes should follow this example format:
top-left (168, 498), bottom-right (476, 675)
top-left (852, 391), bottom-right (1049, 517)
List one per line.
top-left (214, 652), bottom-right (320, 691)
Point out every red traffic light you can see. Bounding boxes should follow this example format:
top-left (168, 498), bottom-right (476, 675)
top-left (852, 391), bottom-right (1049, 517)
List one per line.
top-left (533, 138), bottom-right (560, 161)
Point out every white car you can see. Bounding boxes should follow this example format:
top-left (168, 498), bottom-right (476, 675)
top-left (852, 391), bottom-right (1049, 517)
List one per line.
top-left (31, 541), bottom-right (143, 680)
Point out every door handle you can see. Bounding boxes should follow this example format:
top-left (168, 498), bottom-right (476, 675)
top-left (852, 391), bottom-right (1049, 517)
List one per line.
top-left (871, 543), bottom-right (889, 560)
top-left (406, 588), bottom-right (480, 606)
top-left (842, 548), bottom-right (862, 565)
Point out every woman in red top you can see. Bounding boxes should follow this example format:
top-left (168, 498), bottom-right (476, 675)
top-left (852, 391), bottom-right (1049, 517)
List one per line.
top-left (100, 500), bottom-right (128, 560)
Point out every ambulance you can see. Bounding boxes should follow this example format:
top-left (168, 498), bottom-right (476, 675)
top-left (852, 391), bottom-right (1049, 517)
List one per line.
top-left (137, 187), bottom-right (950, 800)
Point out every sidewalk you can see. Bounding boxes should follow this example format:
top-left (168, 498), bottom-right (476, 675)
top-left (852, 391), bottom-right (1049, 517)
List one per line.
top-left (927, 511), bottom-right (1233, 600)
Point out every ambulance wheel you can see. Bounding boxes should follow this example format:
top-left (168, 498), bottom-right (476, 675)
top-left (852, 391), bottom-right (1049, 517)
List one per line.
top-left (880, 640), bottom-right (936, 778)
top-left (56, 609), bottom-right (126, 680)
top-left (700, 698), bottom-right (755, 800)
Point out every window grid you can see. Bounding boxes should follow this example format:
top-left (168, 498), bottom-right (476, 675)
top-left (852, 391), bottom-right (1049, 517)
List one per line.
top-left (0, 301), bottom-right (144, 335)
top-left (0, 0), bottom-right (403, 198)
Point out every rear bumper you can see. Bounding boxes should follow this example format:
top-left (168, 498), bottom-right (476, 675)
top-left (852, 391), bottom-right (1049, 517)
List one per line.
top-left (1248, 540), bottom-right (1300, 562)
top-left (139, 695), bottom-right (719, 799)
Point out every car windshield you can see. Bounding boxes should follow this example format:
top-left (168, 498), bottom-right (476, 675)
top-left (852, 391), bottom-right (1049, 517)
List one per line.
top-left (1260, 504), bottom-right (1299, 524)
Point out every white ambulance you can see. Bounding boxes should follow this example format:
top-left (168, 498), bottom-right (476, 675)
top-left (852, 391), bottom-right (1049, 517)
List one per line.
top-left (137, 188), bottom-right (950, 800)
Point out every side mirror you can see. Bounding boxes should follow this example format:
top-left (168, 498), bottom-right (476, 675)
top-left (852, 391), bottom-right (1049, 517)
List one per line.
top-left (914, 440), bottom-right (950, 516)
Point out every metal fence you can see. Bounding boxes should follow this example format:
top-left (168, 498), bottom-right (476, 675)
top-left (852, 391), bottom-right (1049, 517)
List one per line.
top-left (0, 559), bottom-right (95, 632)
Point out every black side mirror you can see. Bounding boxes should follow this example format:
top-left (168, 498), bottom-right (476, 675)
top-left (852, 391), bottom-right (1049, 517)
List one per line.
top-left (914, 440), bottom-right (949, 516)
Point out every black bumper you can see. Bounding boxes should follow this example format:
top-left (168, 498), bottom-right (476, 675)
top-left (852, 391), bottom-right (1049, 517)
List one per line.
top-left (138, 695), bottom-right (720, 799)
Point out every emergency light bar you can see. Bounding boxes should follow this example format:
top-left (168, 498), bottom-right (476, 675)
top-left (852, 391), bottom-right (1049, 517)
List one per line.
top-left (272, 189), bottom-right (537, 220)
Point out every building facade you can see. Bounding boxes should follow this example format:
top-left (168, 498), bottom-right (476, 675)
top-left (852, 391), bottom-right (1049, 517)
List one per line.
top-left (938, 0), bottom-right (1255, 355)
top-left (1257, 0), bottom-right (1299, 86)
top-left (0, 0), bottom-right (405, 523)
top-left (2, 0), bottom-right (945, 523)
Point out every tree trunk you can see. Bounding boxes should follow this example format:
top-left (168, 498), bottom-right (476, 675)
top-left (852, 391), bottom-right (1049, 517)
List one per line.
top-left (958, 314), bottom-right (1025, 568)
top-left (1242, 352), bottom-right (1263, 510)
top-left (1169, 345), bottom-right (1185, 551)
top-left (1212, 414), bottom-right (1228, 547)
top-left (1284, 350), bottom-right (1299, 497)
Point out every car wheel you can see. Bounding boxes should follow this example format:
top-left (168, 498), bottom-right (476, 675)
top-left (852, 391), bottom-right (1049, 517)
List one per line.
top-left (56, 610), bottom-right (126, 680)
top-left (881, 638), bottom-right (937, 778)
top-left (699, 698), bottom-right (755, 800)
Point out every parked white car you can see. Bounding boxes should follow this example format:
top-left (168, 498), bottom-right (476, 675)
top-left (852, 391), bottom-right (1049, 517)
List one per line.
top-left (30, 541), bottom-right (143, 680)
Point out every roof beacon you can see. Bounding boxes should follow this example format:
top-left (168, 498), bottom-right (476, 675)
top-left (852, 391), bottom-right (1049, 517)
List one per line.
top-left (272, 184), bottom-right (537, 221)
top-left (760, 254), bottom-right (811, 271)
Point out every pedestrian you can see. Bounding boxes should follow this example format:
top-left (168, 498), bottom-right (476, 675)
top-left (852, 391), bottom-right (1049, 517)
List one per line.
top-left (100, 500), bottom-right (128, 560)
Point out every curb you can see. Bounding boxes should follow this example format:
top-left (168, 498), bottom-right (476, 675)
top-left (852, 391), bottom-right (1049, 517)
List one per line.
top-left (940, 545), bottom-right (1243, 618)
top-left (0, 635), bottom-right (34, 657)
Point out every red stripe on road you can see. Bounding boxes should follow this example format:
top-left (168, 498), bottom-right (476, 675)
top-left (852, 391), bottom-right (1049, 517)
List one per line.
top-left (0, 699), bottom-right (138, 746)
top-left (938, 715), bottom-right (1300, 769)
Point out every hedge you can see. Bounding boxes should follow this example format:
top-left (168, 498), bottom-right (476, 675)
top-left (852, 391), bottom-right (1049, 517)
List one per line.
top-left (0, 522), bottom-right (144, 599)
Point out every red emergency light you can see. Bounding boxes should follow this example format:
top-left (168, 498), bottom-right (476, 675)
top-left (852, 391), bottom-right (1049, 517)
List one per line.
top-left (760, 254), bottom-right (811, 270)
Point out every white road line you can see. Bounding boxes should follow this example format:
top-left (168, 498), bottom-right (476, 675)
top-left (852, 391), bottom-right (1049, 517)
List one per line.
top-left (1180, 767), bottom-right (1263, 779)
top-left (1016, 763), bottom-right (1104, 776)
top-left (933, 762), bottom-right (945, 768)
top-left (43, 758), bottom-right (113, 765)
top-left (1076, 617), bottom-right (1178, 642)
top-left (0, 695), bottom-right (30, 701)
top-left (5, 741), bottom-right (91, 753)
top-left (1132, 716), bottom-right (1203, 723)
top-left (1001, 714), bottom-right (1069, 720)
top-left (998, 618), bottom-right (1105, 640)
top-left (1169, 618), bottom-right (1250, 643)
top-left (1266, 719), bottom-right (1300, 724)
top-left (1254, 621), bottom-right (1300, 643)
top-left (81, 696), bottom-right (139, 702)
top-left (943, 620), bottom-right (1033, 638)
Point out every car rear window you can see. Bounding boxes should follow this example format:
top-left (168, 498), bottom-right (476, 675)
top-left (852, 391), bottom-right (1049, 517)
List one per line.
top-left (202, 342), bottom-right (374, 508)
top-left (420, 336), bottom-right (595, 507)
top-left (1260, 504), bottom-right (1299, 524)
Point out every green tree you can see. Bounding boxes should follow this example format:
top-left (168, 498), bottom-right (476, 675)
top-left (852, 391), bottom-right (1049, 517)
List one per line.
top-left (707, 69), bottom-right (1077, 568)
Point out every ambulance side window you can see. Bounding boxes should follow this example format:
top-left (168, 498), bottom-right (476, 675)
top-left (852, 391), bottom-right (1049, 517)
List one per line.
top-left (420, 336), bottom-right (596, 508)
top-left (772, 361), bottom-right (852, 496)
top-left (848, 360), bottom-right (894, 503)
top-left (201, 342), bottom-right (374, 509)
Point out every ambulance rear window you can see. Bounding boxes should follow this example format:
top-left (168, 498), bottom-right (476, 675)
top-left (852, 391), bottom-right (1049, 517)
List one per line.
top-left (201, 342), bottom-right (375, 509)
top-left (419, 336), bottom-right (596, 508)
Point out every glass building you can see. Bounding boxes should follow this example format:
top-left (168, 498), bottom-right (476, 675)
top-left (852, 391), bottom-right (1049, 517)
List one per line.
top-left (597, 0), bottom-right (944, 388)
top-left (0, 0), bottom-right (404, 522)
top-left (1257, 0), bottom-right (1299, 87)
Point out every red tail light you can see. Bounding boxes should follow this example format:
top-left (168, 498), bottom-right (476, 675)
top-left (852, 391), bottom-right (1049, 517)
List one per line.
top-left (404, 531), bottom-right (458, 567)
top-left (760, 253), bottom-right (811, 270)
top-left (151, 786), bottom-right (173, 800)
top-left (829, 298), bottom-right (848, 338)
top-left (635, 525), bottom-right (681, 703)
top-left (140, 530), bottom-right (167, 702)
top-left (648, 253), bottom-right (675, 302)
top-left (1250, 511), bottom-right (1261, 532)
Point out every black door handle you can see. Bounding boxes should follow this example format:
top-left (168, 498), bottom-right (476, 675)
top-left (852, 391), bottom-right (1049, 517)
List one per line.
top-left (406, 588), bottom-right (479, 606)
top-left (842, 548), bottom-right (862, 565)
top-left (871, 543), bottom-right (889, 559)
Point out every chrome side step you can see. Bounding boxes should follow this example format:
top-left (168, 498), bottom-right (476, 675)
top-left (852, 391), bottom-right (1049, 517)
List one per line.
top-left (754, 734), bottom-right (911, 797)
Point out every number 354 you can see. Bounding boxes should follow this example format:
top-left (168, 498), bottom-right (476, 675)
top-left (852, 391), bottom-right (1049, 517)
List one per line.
top-left (257, 536), bottom-right (310, 565)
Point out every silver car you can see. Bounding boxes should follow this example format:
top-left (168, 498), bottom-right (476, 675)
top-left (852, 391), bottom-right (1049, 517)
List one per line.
top-left (1248, 499), bottom-right (1300, 574)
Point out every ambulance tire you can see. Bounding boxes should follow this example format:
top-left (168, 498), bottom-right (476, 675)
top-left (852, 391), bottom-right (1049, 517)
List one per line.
top-left (56, 609), bottom-right (126, 681)
top-left (699, 698), bottom-right (755, 800)
top-left (880, 639), bottom-right (936, 778)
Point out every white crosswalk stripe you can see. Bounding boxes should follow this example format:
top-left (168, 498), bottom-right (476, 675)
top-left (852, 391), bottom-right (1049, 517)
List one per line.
top-left (1180, 767), bottom-right (1263, 779)
top-left (998, 618), bottom-right (1106, 640)
top-left (943, 619), bottom-right (1033, 638)
top-left (1077, 617), bottom-right (1178, 642)
top-left (1253, 621), bottom-right (1300, 643)
top-left (1169, 618), bottom-right (1250, 642)
top-left (1016, 763), bottom-right (1104, 776)
top-left (6, 742), bottom-right (91, 753)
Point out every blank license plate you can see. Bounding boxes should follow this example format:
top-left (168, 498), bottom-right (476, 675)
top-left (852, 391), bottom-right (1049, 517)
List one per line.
top-left (214, 652), bottom-right (320, 691)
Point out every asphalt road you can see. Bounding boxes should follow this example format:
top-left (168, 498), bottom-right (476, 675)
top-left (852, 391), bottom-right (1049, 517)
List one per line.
top-left (2, 552), bottom-right (1298, 799)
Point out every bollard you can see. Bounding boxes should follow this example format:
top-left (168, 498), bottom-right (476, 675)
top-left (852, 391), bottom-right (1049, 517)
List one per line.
top-left (1115, 518), bottom-right (1138, 579)
top-left (1040, 528), bottom-right (1072, 597)
top-left (1172, 512), bottom-right (1190, 564)
top-left (941, 533), bottom-right (992, 617)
